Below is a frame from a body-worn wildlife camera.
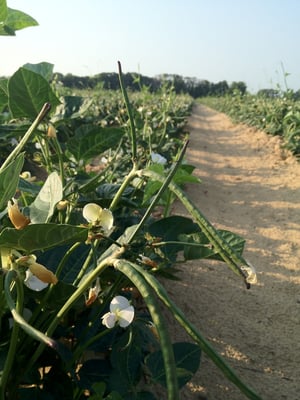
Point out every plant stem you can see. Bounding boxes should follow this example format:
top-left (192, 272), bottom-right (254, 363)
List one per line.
top-left (109, 166), bottom-right (138, 212)
top-left (118, 61), bottom-right (137, 163)
top-left (51, 137), bottom-right (65, 187)
top-left (0, 271), bottom-right (22, 400)
top-left (0, 103), bottom-right (51, 172)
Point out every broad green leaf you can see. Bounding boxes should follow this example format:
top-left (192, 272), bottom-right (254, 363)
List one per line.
top-left (110, 329), bottom-right (143, 392)
top-left (18, 177), bottom-right (41, 196)
top-left (37, 243), bottom-right (90, 284)
top-left (0, 78), bottom-right (8, 111)
top-left (148, 216), bottom-right (200, 261)
top-left (0, 0), bottom-right (7, 22)
top-left (181, 229), bottom-right (246, 261)
top-left (78, 359), bottom-right (112, 390)
top-left (0, 153), bottom-right (24, 210)
top-left (146, 342), bottom-right (201, 388)
top-left (29, 172), bottom-right (63, 223)
top-left (57, 95), bottom-right (84, 119)
top-left (0, 223), bottom-right (88, 252)
top-left (23, 62), bottom-right (54, 81)
top-left (8, 67), bottom-right (60, 119)
top-left (0, 24), bottom-right (14, 35)
top-left (44, 281), bottom-right (85, 311)
top-left (5, 7), bottom-right (38, 32)
top-left (173, 165), bottom-right (201, 185)
top-left (67, 126), bottom-right (124, 163)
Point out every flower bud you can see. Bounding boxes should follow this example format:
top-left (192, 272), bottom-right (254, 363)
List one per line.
top-left (7, 200), bottom-right (30, 230)
top-left (28, 262), bottom-right (58, 285)
top-left (47, 123), bottom-right (57, 138)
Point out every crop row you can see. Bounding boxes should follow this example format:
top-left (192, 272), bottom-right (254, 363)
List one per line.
top-left (201, 92), bottom-right (300, 156)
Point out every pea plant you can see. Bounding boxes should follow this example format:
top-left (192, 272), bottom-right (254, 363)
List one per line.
top-left (0, 3), bottom-right (261, 400)
top-left (202, 90), bottom-right (300, 155)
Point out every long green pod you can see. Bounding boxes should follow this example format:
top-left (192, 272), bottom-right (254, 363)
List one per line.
top-left (125, 261), bottom-right (262, 400)
top-left (118, 61), bottom-right (137, 162)
top-left (140, 169), bottom-right (253, 287)
top-left (113, 258), bottom-right (180, 400)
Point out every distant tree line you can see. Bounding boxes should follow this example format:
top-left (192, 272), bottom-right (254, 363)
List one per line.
top-left (54, 71), bottom-right (247, 98)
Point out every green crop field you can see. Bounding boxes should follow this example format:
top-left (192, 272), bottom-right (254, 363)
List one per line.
top-left (0, 2), bottom-right (269, 400)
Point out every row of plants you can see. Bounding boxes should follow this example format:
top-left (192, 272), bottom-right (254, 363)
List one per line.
top-left (201, 91), bottom-right (300, 155)
top-left (0, 2), bottom-right (261, 399)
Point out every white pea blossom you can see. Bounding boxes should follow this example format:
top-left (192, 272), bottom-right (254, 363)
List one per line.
top-left (151, 152), bottom-right (167, 165)
top-left (102, 295), bottom-right (134, 329)
top-left (24, 270), bottom-right (49, 291)
top-left (82, 203), bottom-right (114, 234)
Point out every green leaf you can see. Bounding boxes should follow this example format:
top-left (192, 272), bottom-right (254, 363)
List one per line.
top-left (18, 177), bottom-right (41, 196)
top-left (148, 216), bottom-right (200, 261)
top-left (146, 342), bottom-right (201, 389)
top-left (29, 172), bottom-right (63, 223)
top-left (0, 153), bottom-right (24, 211)
top-left (23, 62), bottom-right (54, 81)
top-left (0, 78), bottom-right (8, 111)
top-left (110, 329), bottom-right (143, 393)
top-left (182, 229), bottom-right (246, 261)
top-left (67, 126), bottom-right (124, 163)
top-left (8, 67), bottom-right (60, 119)
top-left (78, 359), bottom-right (112, 390)
top-left (45, 281), bottom-right (85, 311)
top-left (5, 7), bottom-right (38, 32)
top-left (0, 0), bottom-right (7, 22)
top-left (38, 243), bottom-right (90, 284)
top-left (58, 95), bottom-right (84, 118)
top-left (0, 223), bottom-right (88, 252)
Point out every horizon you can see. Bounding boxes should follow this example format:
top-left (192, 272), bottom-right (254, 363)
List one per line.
top-left (2, 0), bottom-right (300, 93)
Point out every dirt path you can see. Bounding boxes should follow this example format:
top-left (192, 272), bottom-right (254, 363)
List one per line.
top-left (165, 104), bottom-right (300, 399)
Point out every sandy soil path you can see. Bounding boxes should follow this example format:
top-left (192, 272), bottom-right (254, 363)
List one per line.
top-left (165, 104), bottom-right (300, 399)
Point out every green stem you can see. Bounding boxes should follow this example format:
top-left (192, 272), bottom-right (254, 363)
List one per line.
top-left (114, 258), bottom-right (180, 400)
top-left (0, 103), bottom-right (51, 172)
top-left (124, 261), bottom-right (262, 400)
top-left (1, 271), bottom-right (22, 400)
top-left (118, 61), bottom-right (137, 162)
top-left (51, 137), bottom-right (65, 187)
top-left (109, 166), bottom-right (138, 212)
top-left (71, 328), bottom-right (111, 365)
top-left (73, 241), bottom-right (97, 286)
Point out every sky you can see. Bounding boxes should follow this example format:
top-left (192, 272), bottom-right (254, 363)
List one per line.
top-left (2, 0), bottom-right (300, 92)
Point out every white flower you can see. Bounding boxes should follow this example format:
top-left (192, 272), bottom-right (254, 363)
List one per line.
top-left (86, 278), bottom-right (101, 306)
top-left (24, 270), bottom-right (49, 291)
top-left (82, 203), bottom-right (114, 234)
top-left (151, 152), bottom-right (167, 165)
top-left (102, 295), bottom-right (134, 329)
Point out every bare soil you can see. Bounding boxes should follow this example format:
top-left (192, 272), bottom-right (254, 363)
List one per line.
top-left (164, 104), bottom-right (300, 399)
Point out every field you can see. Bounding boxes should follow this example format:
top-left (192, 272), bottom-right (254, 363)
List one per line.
top-left (0, 61), bottom-right (264, 399)
top-left (1, 4), bottom-right (300, 399)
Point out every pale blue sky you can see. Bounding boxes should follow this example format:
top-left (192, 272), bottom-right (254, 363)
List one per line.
top-left (2, 0), bottom-right (300, 92)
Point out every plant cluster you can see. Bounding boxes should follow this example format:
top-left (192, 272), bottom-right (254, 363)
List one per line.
top-left (0, 3), bottom-right (261, 399)
top-left (202, 91), bottom-right (300, 155)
